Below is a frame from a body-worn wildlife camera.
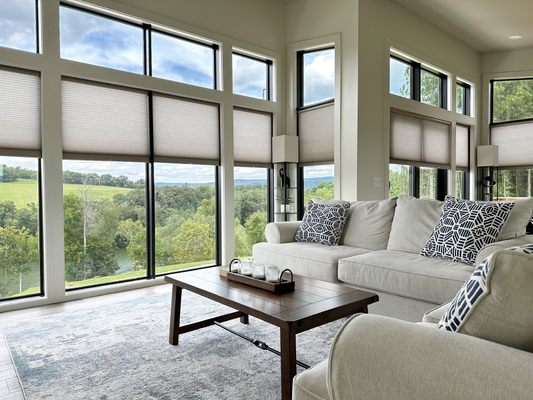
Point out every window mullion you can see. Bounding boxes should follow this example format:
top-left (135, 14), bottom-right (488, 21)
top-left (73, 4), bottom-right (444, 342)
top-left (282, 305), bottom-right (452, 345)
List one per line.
top-left (412, 62), bottom-right (421, 102)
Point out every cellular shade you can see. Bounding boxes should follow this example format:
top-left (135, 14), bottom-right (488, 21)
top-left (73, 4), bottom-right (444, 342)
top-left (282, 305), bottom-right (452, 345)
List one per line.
top-left (233, 108), bottom-right (272, 167)
top-left (298, 103), bottom-right (334, 165)
top-left (390, 111), bottom-right (450, 168)
top-left (153, 94), bottom-right (219, 165)
top-left (456, 124), bottom-right (470, 169)
top-left (491, 121), bottom-right (533, 167)
top-left (62, 79), bottom-right (149, 161)
top-left (0, 67), bottom-right (41, 157)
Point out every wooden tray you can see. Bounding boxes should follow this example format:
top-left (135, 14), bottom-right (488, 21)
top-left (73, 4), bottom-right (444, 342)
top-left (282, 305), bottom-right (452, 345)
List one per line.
top-left (226, 268), bottom-right (295, 294)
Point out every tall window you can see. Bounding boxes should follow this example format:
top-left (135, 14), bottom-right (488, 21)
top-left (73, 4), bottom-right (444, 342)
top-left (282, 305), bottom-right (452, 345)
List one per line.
top-left (232, 52), bottom-right (271, 100)
top-left (0, 0), bottom-right (38, 53)
top-left (233, 109), bottom-right (272, 256)
top-left (0, 67), bottom-right (42, 300)
top-left (389, 54), bottom-right (447, 110)
top-left (297, 47), bottom-right (335, 213)
top-left (456, 81), bottom-right (471, 115)
top-left (455, 124), bottom-right (470, 199)
top-left (490, 78), bottom-right (533, 201)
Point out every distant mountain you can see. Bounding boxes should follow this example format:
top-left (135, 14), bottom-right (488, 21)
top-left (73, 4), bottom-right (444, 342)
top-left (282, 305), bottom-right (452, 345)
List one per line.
top-left (155, 176), bottom-right (333, 189)
top-left (304, 176), bottom-right (333, 190)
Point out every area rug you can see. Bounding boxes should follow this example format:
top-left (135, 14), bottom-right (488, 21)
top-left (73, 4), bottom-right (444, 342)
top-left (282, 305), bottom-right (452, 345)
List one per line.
top-left (3, 286), bottom-right (344, 399)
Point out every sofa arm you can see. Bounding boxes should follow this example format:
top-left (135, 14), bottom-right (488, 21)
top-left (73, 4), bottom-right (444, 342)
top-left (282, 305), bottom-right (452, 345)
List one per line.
top-left (328, 314), bottom-right (533, 400)
top-left (476, 235), bottom-right (533, 265)
top-left (264, 221), bottom-right (301, 244)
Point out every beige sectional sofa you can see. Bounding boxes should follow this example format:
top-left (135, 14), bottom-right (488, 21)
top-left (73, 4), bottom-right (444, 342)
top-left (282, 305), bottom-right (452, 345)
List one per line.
top-left (253, 195), bottom-right (533, 321)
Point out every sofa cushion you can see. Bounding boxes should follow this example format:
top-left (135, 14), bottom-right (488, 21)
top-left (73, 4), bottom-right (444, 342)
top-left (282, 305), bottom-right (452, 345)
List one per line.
top-left (340, 198), bottom-right (397, 250)
top-left (422, 302), bottom-right (451, 324)
top-left (421, 196), bottom-right (514, 265)
top-left (295, 200), bottom-right (351, 246)
top-left (438, 244), bottom-right (533, 352)
top-left (338, 250), bottom-right (474, 304)
top-left (498, 197), bottom-right (533, 240)
top-left (387, 195), bottom-right (443, 253)
top-left (253, 242), bottom-right (369, 283)
top-left (292, 359), bottom-right (329, 400)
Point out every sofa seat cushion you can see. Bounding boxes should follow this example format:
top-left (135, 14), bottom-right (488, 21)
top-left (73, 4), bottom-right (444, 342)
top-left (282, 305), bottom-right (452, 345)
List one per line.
top-left (253, 242), bottom-right (370, 283)
top-left (338, 250), bottom-right (474, 304)
top-left (292, 359), bottom-right (330, 400)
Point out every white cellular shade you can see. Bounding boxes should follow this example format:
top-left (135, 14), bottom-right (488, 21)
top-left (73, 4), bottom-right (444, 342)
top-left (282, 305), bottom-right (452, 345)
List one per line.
top-left (233, 108), bottom-right (272, 167)
top-left (390, 111), bottom-right (450, 168)
top-left (153, 94), bottom-right (219, 164)
top-left (456, 124), bottom-right (470, 169)
top-left (0, 67), bottom-right (40, 156)
top-left (298, 103), bottom-right (334, 165)
top-left (491, 121), bottom-right (533, 167)
top-left (62, 79), bottom-right (149, 161)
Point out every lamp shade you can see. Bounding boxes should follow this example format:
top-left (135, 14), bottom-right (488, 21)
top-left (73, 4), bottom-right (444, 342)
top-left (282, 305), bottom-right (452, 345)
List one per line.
top-left (477, 145), bottom-right (499, 167)
top-left (272, 135), bottom-right (299, 163)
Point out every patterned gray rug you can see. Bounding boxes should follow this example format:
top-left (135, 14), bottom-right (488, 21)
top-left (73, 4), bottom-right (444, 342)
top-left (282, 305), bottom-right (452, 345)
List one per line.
top-left (3, 286), bottom-right (343, 400)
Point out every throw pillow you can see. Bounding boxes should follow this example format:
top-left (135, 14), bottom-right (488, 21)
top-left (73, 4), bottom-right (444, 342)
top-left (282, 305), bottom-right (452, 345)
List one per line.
top-left (438, 244), bottom-right (533, 352)
top-left (420, 196), bottom-right (514, 265)
top-left (294, 200), bottom-right (350, 246)
top-left (497, 197), bottom-right (533, 240)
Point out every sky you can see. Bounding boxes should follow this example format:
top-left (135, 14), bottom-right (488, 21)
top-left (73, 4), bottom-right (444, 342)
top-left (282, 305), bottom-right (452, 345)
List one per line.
top-left (0, 2), bottom-right (335, 183)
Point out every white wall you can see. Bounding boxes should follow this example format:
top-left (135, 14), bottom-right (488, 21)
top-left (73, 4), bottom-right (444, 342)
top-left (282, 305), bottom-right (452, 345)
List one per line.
top-left (357, 0), bottom-right (481, 200)
top-left (286, 0), bottom-right (358, 200)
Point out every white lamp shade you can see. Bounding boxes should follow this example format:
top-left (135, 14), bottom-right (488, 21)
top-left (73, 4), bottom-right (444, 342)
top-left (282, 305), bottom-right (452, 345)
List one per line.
top-left (272, 135), bottom-right (299, 163)
top-left (477, 145), bottom-right (499, 167)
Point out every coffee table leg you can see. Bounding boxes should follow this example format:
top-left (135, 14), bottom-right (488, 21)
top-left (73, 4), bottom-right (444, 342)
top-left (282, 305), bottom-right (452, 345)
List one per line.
top-left (240, 314), bottom-right (249, 324)
top-left (280, 324), bottom-right (296, 400)
top-left (169, 285), bottom-right (182, 345)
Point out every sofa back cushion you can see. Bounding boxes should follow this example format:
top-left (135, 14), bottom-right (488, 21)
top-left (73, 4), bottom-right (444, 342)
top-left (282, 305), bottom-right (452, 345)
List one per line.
top-left (497, 197), bottom-right (533, 240)
top-left (340, 198), bottom-right (397, 250)
top-left (387, 195), bottom-right (443, 253)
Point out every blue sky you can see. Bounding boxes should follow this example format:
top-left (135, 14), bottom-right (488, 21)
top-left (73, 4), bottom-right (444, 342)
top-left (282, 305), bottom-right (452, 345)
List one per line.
top-left (1, 4), bottom-right (335, 182)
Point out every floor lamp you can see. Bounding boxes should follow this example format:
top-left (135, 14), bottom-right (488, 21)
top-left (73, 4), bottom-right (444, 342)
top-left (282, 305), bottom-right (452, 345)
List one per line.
top-left (477, 145), bottom-right (499, 201)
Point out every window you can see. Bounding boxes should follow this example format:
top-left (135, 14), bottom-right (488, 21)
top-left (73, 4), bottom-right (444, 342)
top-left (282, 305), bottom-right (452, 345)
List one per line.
top-left (152, 31), bottom-right (216, 89)
top-left (299, 48), bottom-right (334, 107)
top-left (60, 5), bottom-right (144, 74)
top-left (0, 157), bottom-right (41, 299)
top-left (493, 168), bottom-right (533, 200)
top-left (389, 164), bottom-right (410, 197)
top-left (389, 54), bottom-right (447, 110)
top-left (63, 161), bottom-right (147, 289)
top-left (234, 167), bottom-right (269, 258)
top-left (0, 0), bottom-right (38, 53)
top-left (232, 52), bottom-right (271, 100)
top-left (455, 124), bottom-right (470, 199)
top-left (491, 78), bottom-right (533, 123)
top-left (154, 164), bottom-right (217, 274)
top-left (419, 167), bottom-right (438, 199)
top-left (456, 81), bottom-right (471, 115)
top-left (303, 165), bottom-right (334, 204)
top-left (0, 67), bottom-right (42, 300)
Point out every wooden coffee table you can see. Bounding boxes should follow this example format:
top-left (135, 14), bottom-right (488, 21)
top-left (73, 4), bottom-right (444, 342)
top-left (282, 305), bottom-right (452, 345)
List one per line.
top-left (165, 267), bottom-right (378, 400)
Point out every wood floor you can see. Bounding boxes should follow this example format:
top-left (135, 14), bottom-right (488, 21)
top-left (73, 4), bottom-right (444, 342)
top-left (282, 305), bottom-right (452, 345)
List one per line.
top-left (0, 283), bottom-right (170, 400)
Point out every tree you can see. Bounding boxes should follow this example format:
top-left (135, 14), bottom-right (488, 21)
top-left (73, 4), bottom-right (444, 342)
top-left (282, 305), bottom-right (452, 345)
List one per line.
top-left (118, 220), bottom-right (146, 270)
top-left (173, 218), bottom-right (214, 263)
top-left (244, 211), bottom-right (267, 247)
top-left (304, 181), bottom-right (334, 204)
top-left (234, 218), bottom-right (251, 258)
top-left (235, 185), bottom-right (267, 224)
top-left (0, 226), bottom-right (38, 296)
top-left (0, 201), bottom-right (16, 228)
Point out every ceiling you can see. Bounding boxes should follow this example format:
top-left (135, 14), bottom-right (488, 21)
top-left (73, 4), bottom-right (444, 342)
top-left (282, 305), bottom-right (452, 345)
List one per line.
top-left (392, 0), bottom-right (533, 53)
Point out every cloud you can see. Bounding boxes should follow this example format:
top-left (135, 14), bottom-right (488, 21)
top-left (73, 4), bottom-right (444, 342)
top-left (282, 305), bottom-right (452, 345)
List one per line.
top-left (233, 54), bottom-right (267, 99)
top-left (303, 49), bottom-right (334, 105)
top-left (0, 0), bottom-right (37, 52)
top-left (303, 164), bottom-right (334, 179)
top-left (234, 167), bottom-right (268, 180)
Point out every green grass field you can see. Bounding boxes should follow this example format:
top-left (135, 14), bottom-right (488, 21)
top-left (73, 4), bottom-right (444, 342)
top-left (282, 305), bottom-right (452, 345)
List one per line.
top-left (0, 179), bottom-right (132, 208)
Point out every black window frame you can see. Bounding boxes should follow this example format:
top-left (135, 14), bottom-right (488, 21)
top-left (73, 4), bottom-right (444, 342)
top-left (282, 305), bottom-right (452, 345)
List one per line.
top-left (490, 77), bottom-right (533, 125)
top-left (59, 2), bottom-right (219, 90)
top-left (389, 54), bottom-right (448, 110)
top-left (232, 51), bottom-right (273, 100)
top-left (456, 81), bottom-right (471, 116)
top-left (389, 164), bottom-right (448, 201)
top-left (297, 47), bottom-right (335, 109)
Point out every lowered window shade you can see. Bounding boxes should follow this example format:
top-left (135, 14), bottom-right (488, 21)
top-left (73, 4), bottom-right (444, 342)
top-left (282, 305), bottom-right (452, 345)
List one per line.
top-left (390, 111), bottom-right (450, 168)
top-left (491, 121), bottom-right (533, 167)
top-left (456, 124), bottom-right (470, 170)
top-left (233, 108), bottom-right (272, 168)
top-left (298, 103), bottom-right (334, 165)
top-left (62, 78), bottom-right (149, 161)
top-left (0, 67), bottom-right (41, 157)
top-left (153, 94), bottom-right (219, 165)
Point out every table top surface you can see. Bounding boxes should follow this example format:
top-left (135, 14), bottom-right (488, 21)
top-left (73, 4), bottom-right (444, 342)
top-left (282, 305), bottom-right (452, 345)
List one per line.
top-left (165, 267), bottom-right (378, 330)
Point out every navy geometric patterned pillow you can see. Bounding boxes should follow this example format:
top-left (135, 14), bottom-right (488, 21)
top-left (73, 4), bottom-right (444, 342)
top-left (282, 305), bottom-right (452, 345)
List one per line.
top-left (438, 243), bottom-right (533, 332)
top-left (294, 200), bottom-right (350, 246)
top-left (420, 196), bottom-right (514, 265)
